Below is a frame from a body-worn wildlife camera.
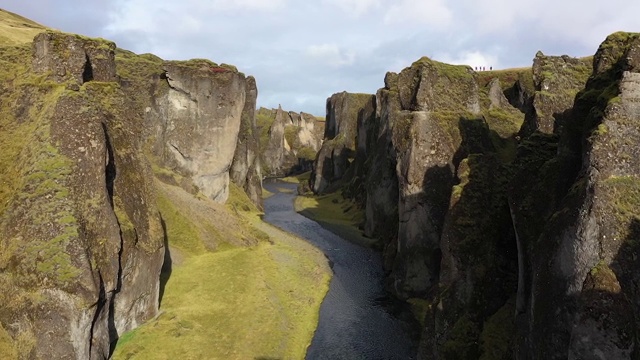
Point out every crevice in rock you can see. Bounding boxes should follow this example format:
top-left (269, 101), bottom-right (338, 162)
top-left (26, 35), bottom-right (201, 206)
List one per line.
top-left (103, 123), bottom-right (116, 208)
top-left (83, 54), bottom-right (94, 83)
top-left (168, 142), bottom-right (191, 161)
top-left (159, 216), bottom-right (172, 307)
top-left (89, 273), bottom-right (106, 359)
top-left (101, 123), bottom-right (124, 357)
top-left (163, 72), bottom-right (196, 101)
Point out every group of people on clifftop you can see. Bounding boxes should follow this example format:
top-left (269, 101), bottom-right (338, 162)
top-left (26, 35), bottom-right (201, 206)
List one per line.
top-left (474, 66), bottom-right (493, 71)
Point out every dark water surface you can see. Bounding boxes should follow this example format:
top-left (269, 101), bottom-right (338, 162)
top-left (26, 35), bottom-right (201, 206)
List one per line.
top-left (262, 181), bottom-right (416, 360)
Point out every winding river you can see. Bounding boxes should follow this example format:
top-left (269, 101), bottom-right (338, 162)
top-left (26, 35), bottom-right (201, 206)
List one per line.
top-left (262, 181), bottom-right (416, 360)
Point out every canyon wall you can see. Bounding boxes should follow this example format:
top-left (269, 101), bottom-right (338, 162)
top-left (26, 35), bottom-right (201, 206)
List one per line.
top-left (0, 27), bottom-right (260, 358)
top-left (325, 32), bottom-right (639, 359)
top-left (258, 106), bottom-right (324, 177)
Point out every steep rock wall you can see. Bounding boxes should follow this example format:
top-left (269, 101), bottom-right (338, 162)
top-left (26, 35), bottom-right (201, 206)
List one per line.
top-left (258, 106), bottom-right (324, 177)
top-left (519, 52), bottom-right (592, 136)
top-left (516, 32), bottom-right (640, 360)
top-left (0, 32), bottom-right (164, 359)
top-left (230, 76), bottom-right (263, 208)
top-left (310, 92), bottom-right (374, 193)
top-left (149, 60), bottom-right (246, 203)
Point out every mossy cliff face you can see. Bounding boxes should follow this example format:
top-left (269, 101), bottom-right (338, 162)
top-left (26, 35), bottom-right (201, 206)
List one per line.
top-left (0, 31), bottom-right (163, 359)
top-left (310, 92), bottom-right (374, 194)
top-left (230, 76), bottom-right (263, 209)
top-left (324, 36), bottom-right (638, 359)
top-left (519, 52), bottom-right (592, 137)
top-left (257, 106), bottom-right (324, 177)
top-left (515, 32), bottom-right (640, 360)
top-left (146, 60), bottom-right (246, 203)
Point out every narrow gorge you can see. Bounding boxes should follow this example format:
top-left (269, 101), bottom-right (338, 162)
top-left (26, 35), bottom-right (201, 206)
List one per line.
top-left (0, 7), bottom-right (639, 360)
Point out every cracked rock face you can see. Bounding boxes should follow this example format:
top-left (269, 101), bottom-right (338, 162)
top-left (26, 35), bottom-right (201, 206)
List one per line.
top-left (152, 61), bottom-right (246, 203)
top-left (1, 31), bottom-right (163, 359)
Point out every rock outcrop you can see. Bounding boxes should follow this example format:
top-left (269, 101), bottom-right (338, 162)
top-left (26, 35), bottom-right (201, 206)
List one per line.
top-left (257, 106), bottom-right (324, 177)
top-left (230, 76), bottom-right (263, 208)
top-left (514, 31), bottom-right (640, 360)
top-left (317, 33), bottom-right (639, 360)
top-left (148, 60), bottom-right (247, 203)
top-left (0, 31), bottom-right (164, 359)
top-left (0, 26), bottom-right (259, 358)
top-left (310, 92), bottom-right (374, 194)
top-left (519, 52), bottom-right (592, 136)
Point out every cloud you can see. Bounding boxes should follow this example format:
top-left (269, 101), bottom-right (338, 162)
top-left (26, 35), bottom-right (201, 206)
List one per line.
top-left (322, 0), bottom-right (381, 16)
top-left (383, 0), bottom-right (452, 28)
top-left (5, 0), bottom-right (640, 115)
top-left (435, 50), bottom-right (499, 70)
top-left (306, 44), bottom-right (357, 67)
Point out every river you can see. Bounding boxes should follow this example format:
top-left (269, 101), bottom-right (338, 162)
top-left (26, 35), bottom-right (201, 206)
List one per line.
top-left (261, 181), bottom-right (416, 360)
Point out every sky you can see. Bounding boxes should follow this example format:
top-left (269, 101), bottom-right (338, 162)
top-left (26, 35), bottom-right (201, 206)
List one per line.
top-left (1, 0), bottom-right (638, 115)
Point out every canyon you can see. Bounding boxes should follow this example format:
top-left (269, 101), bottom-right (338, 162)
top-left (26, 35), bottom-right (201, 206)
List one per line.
top-left (1, 7), bottom-right (639, 360)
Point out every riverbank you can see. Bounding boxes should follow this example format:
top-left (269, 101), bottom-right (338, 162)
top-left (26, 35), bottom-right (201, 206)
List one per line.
top-left (284, 175), bottom-right (428, 343)
top-left (112, 182), bottom-right (331, 359)
top-left (262, 181), bottom-right (417, 359)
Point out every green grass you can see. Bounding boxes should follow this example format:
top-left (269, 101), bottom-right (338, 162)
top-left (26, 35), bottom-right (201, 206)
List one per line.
top-left (112, 216), bottom-right (330, 360)
top-left (294, 190), bottom-right (378, 248)
top-left (281, 171), bottom-right (311, 184)
top-left (0, 9), bottom-right (47, 46)
top-left (476, 67), bottom-right (534, 92)
top-left (113, 181), bottom-right (331, 359)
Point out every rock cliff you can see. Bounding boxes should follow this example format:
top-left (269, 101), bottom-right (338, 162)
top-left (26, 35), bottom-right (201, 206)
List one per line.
top-left (315, 32), bottom-right (639, 359)
top-left (0, 26), bottom-right (261, 358)
top-left (257, 106), bottom-right (324, 177)
top-left (0, 31), bottom-right (163, 359)
top-left (513, 31), bottom-right (640, 360)
top-left (310, 92), bottom-right (375, 194)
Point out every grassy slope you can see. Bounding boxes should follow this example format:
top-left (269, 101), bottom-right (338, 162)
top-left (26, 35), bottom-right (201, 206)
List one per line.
top-left (293, 188), bottom-right (377, 249)
top-left (0, 9), bottom-right (47, 45)
top-left (112, 181), bottom-right (331, 360)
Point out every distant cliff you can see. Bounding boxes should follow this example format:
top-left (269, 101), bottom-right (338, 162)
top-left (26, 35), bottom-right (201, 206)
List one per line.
top-left (257, 106), bottom-right (324, 177)
top-left (310, 92), bottom-right (375, 194)
top-left (314, 32), bottom-right (640, 359)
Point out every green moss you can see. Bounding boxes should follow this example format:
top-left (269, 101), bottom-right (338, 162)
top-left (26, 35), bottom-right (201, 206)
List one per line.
top-left (441, 314), bottom-right (481, 360)
top-left (294, 190), bottom-right (378, 248)
top-left (479, 298), bottom-right (515, 360)
top-left (284, 125), bottom-right (299, 149)
top-left (112, 213), bottom-right (331, 360)
top-left (281, 171), bottom-right (311, 184)
top-left (413, 57), bottom-right (474, 80)
top-left (476, 67), bottom-right (533, 93)
top-left (407, 298), bottom-right (431, 327)
top-left (602, 176), bottom-right (640, 244)
top-left (297, 146), bottom-right (317, 161)
top-left (156, 192), bottom-right (206, 255)
top-left (226, 181), bottom-right (260, 213)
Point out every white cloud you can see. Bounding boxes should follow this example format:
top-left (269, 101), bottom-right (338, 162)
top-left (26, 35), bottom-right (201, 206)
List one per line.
top-left (306, 44), bottom-right (357, 67)
top-left (383, 0), bottom-right (452, 28)
top-left (105, 0), bottom-right (286, 35)
top-left (11, 0), bottom-right (640, 115)
top-left (436, 51), bottom-right (499, 70)
top-left (323, 0), bottom-right (381, 16)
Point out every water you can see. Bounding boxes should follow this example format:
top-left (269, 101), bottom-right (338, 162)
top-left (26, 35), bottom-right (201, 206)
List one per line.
top-left (262, 181), bottom-right (416, 360)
